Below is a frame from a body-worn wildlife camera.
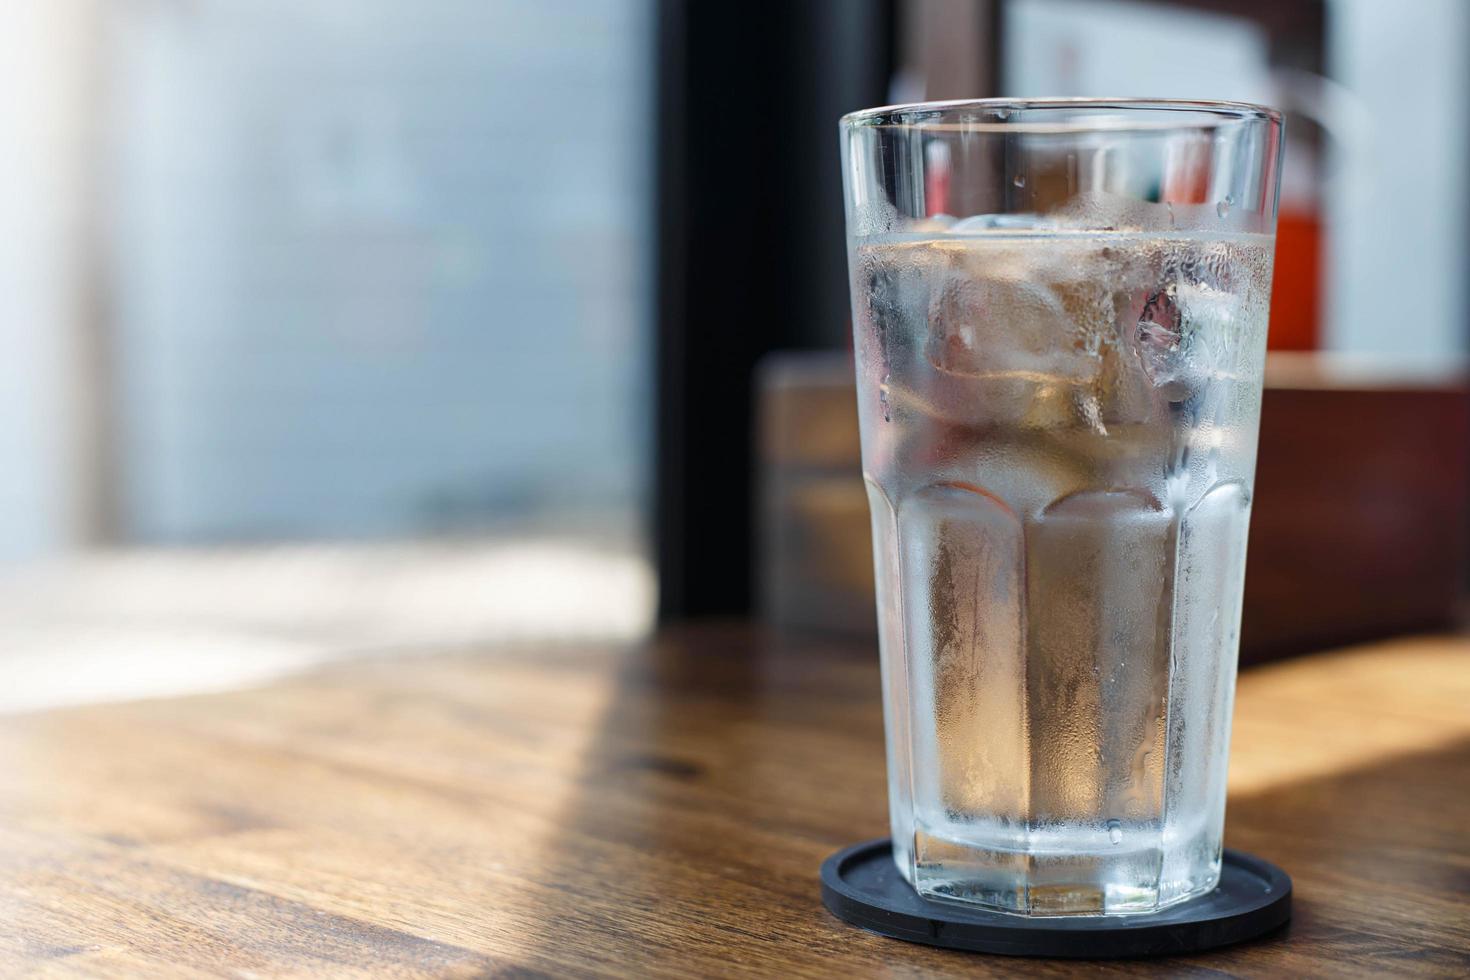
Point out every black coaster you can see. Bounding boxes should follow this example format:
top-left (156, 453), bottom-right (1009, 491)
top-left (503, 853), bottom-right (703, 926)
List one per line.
top-left (821, 838), bottom-right (1290, 958)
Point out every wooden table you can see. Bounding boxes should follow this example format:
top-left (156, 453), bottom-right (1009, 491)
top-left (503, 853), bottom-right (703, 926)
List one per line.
top-left (2, 625), bottom-right (1468, 977)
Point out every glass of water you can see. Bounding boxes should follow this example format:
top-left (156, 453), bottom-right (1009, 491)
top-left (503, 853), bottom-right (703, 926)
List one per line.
top-left (840, 99), bottom-right (1283, 915)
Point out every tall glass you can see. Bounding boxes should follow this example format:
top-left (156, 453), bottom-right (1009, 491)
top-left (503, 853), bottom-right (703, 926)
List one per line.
top-left (840, 100), bottom-right (1282, 915)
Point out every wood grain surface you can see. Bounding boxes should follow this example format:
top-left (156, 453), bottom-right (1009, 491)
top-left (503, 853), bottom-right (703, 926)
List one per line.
top-left (2, 625), bottom-right (1468, 977)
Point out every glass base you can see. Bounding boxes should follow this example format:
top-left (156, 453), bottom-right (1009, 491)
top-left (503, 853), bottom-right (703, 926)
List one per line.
top-left (907, 823), bottom-right (1221, 917)
top-left (824, 837), bottom-right (1292, 957)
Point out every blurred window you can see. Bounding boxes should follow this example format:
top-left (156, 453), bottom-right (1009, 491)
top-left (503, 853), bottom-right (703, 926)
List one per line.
top-left (0, 1), bottom-right (654, 709)
top-left (103, 0), bottom-right (653, 544)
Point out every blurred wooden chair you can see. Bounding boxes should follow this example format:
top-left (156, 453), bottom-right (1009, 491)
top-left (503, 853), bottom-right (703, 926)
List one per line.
top-left (757, 351), bottom-right (1468, 663)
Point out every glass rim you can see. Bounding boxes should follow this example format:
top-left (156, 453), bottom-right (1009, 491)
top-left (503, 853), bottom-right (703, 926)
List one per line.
top-left (840, 97), bottom-right (1282, 133)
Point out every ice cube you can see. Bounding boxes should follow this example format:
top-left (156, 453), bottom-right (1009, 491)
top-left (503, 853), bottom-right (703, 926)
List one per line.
top-left (907, 214), bottom-right (958, 234)
top-left (925, 266), bottom-right (1089, 380)
top-left (1136, 285), bottom-right (1187, 397)
top-left (1051, 191), bottom-right (1178, 232)
top-left (1136, 279), bottom-right (1240, 403)
top-left (945, 213), bottom-right (1058, 234)
top-left (915, 240), bottom-right (1168, 435)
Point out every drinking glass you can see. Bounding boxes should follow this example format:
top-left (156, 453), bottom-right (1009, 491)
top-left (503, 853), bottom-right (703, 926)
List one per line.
top-left (840, 99), bottom-right (1282, 915)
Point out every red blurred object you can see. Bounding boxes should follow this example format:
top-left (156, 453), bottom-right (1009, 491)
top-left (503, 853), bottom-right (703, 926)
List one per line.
top-left (1161, 140), bottom-right (1210, 204)
top-left (924, 143), bottom-right (950, 217)
top-left (1268, 209), bottom-right (1320, 350)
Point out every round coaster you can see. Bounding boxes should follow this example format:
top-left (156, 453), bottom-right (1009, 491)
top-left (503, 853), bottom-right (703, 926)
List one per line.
top-left (821, 838), bottom-right (1290, 958)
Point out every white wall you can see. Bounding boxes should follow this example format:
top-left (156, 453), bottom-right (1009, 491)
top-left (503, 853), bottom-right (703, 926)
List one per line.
top-left (104, 0), bottom-right (653, 542)
top-left (1004, 0), bottom-right (1271, 104)
top-left (1324, 0), bottom-right (1470, 357)
top-left (0, 1), bottom-right (94, 561)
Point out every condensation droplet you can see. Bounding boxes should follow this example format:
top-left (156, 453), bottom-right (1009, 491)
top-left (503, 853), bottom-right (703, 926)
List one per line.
top-left (1216, 199), bottom-right (1230, 218)
top-left (1107, 819), bottom-right (1123, 846)
top-left (1013, 173), bottom-right (1026, 189)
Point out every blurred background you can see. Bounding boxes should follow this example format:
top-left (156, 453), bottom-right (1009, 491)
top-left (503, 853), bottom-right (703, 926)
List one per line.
top-left (1, 0), bottom-right (1466, 711)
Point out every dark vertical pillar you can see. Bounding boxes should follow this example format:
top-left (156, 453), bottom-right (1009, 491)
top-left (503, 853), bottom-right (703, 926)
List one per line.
top-left (654, 1), bottom-right (895, 620)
